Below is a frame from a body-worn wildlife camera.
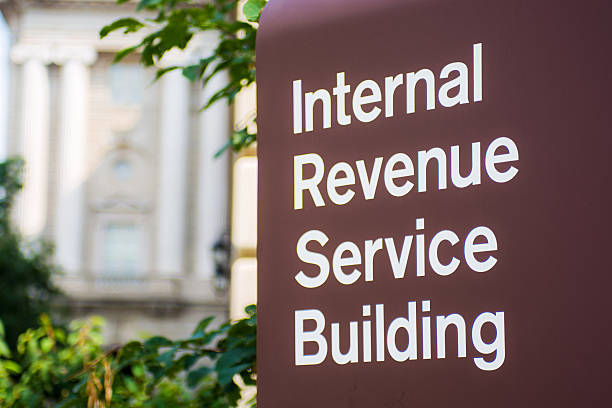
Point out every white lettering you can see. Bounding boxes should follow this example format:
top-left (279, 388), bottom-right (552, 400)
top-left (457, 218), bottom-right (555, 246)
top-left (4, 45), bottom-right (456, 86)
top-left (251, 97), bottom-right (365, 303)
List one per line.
top-left (295, 230), bottom-right (329, 288)
top-left (295, 310), bottom-right (327, 365)
top-left (353, 79), bottom-right (382, 123)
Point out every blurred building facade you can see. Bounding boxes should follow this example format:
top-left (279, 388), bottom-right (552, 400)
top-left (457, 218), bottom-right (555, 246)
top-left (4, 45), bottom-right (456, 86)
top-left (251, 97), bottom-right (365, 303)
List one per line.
top-left (0, 0), bottom-right (233, 343)
top-left (229, 85), bottom-right (257, 321)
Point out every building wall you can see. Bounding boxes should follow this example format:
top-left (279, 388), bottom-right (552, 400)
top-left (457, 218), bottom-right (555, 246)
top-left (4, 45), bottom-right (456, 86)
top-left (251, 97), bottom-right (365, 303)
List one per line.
top-left (228, 42), bottom-right (258, 321)
top-left (0, 0), bottom-right (232, 343)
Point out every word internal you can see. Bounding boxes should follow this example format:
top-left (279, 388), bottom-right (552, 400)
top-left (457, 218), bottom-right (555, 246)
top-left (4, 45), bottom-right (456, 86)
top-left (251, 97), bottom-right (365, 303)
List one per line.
top-left (296, 219), bottom-right (497, 288)
top-left (293, 43), bottom-right (482, 133)
top-left (294, 136), bottom-right (519, 210)
top-left (295, 301), bottom-right (505, 371)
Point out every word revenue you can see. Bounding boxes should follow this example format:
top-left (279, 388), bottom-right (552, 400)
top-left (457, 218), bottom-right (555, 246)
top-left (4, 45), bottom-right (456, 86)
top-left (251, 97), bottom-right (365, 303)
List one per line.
top-left (292, 43), bottom-right (482, 133)
top-left (293, 136), bottom-right (519, 210)
top-left (295, 219), bottom-right (498, 288)
top-left (295, 301), bottom-right (505, 371)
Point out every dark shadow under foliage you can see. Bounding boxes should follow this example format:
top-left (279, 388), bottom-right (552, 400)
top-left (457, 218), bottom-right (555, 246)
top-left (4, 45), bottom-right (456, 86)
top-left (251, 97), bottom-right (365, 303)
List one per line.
top-left (0, 158), bottom-right (60, 348)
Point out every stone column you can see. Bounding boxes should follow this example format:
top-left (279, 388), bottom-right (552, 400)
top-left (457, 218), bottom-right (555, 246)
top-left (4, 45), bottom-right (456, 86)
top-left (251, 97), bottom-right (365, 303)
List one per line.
top-left (195, 69), bottom-right (231, 279)
top-left (156, 67), bottom-right (190, 276)
top-left (54, 46), bottom-right (97, 274)
top-left (10, 45), bottom-right (51, 238)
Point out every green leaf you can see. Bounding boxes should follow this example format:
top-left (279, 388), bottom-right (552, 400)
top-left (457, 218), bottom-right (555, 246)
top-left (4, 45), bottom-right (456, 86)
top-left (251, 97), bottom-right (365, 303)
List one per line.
top-left (71, 376), bottom-right (89, 393)
top-left (214, 139), bottom-right (233, 158)
top-left (100, 18), bottom-right (145, 38)
top-left (125, 377), bottom-right (139, 393)
top-left (214, 127), bottom-right (257, 158)
top-left (186, 366), bottom-right (212, 388)
top-left (40, 337), bottom-right (53, 353)
top-left (244, 304), bottom-right (256, 317)
top-left (182, 64), bottom-right (201, 82)
top-left (156, 345), bottom-right (179, 367)
top-left (216, 347), bottom-right (255, 371)
top-left (90, 316), bottom-right (106, 327)
top-left (217, 362), bottom-right (251, 386)
top-left (113, 45), bottom-right (140, 63)
top-left (243, 0), bottom-right (266, 23)
top-left (154, 66), bottom-right (180, 82)
top-left (191, 316), bottom-right (215, 336)
top-left (137, 0), bottom-right (163, 11)
top-left (3, 360), bottom-right (21, 374)
top-left (132, 363), bottom-right (146, 378)
top-left (0, 339), bottom-right (10, 357)
top-left (144, 336), bottom-right (174, 350)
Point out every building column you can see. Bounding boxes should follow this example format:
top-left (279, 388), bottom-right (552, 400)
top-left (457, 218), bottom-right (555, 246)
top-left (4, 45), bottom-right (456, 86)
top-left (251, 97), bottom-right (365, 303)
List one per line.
top-left (54, 46), bottom-right (97, 274)
top-left (229, 81), bottom-right (258, 319)
top-left (156, 68), bottom-right (190, 276)
top-left (195, 70), bottom-right (231, 279)
top-left (10, 45), bottom-right (50, 238)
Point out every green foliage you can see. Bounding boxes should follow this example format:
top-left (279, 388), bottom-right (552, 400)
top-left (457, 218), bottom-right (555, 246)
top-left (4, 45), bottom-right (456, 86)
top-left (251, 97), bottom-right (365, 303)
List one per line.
top-left (215, 127), bottom-right (257, 158)
top-left (243, 0), bottom-right (266, 22)
top-left (96, 3), bottom-right (261, 405)
top-left (0, 315), bottom-right (105, 407)
top-left (0, 159), bottom-right (60, 348)
top-left (100, 0), bottom-right (268, 154)
top-left (0, 306), bottom-right (257, 407)
top-left (99, 17), bottom-right (145, 38)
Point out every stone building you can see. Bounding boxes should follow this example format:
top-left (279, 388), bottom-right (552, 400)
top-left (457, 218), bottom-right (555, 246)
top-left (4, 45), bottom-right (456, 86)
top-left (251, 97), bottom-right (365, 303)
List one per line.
top-left (0, 0), bottom-right (233, 343)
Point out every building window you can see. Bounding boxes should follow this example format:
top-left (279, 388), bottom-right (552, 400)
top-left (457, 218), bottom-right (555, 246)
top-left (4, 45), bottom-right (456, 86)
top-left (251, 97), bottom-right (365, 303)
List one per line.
top-left (102, 223), bottom-right (143, 277)
top-left (109, 63), bottom-right (144, 105)
top-left (112, 158), bottom-right (132, 180)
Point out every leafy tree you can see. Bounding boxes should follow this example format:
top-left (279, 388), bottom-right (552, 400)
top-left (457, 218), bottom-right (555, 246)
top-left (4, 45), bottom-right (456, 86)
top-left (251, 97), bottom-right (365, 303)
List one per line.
top-left (100, 0), bottom-right (267, 155)
top-left (0, 158), bottom-right (60, 349)
top-left (96, 1), bottom-right (263, 406)
top-left (0, 2), bottom-right (265, 405)
top-left (0, 315), bottom-right (105, 407)
top-left (0, 306), bottom-right (256, 407)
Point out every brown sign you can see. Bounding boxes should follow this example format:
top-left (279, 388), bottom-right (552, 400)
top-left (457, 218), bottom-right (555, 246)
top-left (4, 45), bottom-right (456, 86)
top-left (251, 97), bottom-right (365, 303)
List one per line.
top-left (256, 0), bottom-right (612, 406)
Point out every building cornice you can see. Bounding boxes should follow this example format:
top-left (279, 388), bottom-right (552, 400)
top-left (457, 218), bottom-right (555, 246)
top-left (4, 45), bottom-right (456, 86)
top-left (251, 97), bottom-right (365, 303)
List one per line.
top-left (11, 43), bottom-right (98, 64)
top-left (0, 0), bottom-right (207, 10)
top-left (0, 0), bottom-right (139, 25)
top-left (0, 0), bottom-right (138, 10)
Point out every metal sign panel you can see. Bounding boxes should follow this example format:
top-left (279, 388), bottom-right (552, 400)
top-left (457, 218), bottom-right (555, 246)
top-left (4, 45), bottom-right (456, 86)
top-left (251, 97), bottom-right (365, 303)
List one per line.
top-left (257, 0), bottom-right (612, 406)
